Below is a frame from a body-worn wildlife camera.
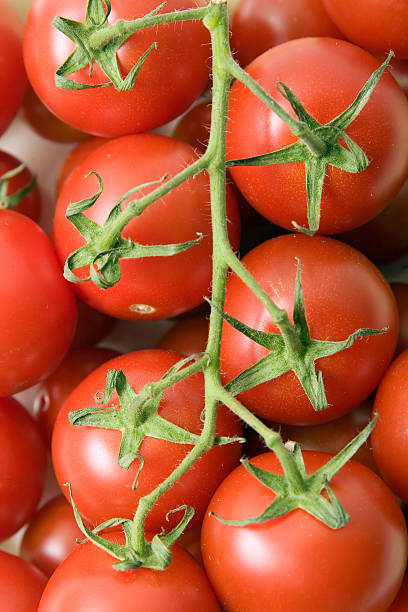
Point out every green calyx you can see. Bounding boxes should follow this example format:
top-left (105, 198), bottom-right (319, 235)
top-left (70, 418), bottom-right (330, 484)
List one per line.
top-left (222, 259), bottom-right (386, 411)
top-left (63, 172), bottom-right (203, 289)
top-left (227, 53), bottom-right (393, 234)
top-left (66, 482), bottom-right (195, 570)
top-left (69, 357), bottom-right (243, 472)
top-left (0, 164), bottom-right (36, 211)
top-left (212, 416), bottom-right (377, 530)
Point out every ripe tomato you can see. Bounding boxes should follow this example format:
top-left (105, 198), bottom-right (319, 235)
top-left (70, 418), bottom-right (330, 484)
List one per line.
top-left (0, 211), bottom-right (77, 396)
top-left (371, 350), bottom-right (408, 503)
top-left (172, 101), bottom-right (212, 152)
top-left (57, 137), bottom-right (109, 195)
top-left (0, 150), bottom-right (40, 221)
top-left (227, 38), bottom-right (408, 234)
top-left (0, 551), bottom-right (47, 611)
top-left (201, 451), bottom-right (408, 612)
top-left (33, 346), bottom-right (119, 445)
top-left (53, 134), bottom-right (240, 321)
top-left (38, 532), bottom-right (220, 611)
top-left (388, 574), bottom-right (408, 612)
top-left (157, 315), bottom-right (209, 356)
top-left (220, 234), bottom-right (398, 424)
top-left (390, 283), bottom-right (408, 355)
top-left (0, 0), bottom-right (27, 136)
top-left (71, 298), bottom-right (114, 349)
top-left (230, 0), bottom-right (342, 67)
top-left (52, 350), bottom-right (242, 532)
top-left (323, 0), bottom-right (408, 58)
top-left (23, 0), bottom-right (210, 137)
top-left (20, 495), bottom-right (84, 578)
top-left (0, 396), bottom-right (47, 541)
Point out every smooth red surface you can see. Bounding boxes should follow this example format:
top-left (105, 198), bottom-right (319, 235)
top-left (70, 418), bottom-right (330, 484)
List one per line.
top-left (158, 315), bottom-right (209, 356)
top-left (0, 150), bottom-right (41, 220)
top-left (220, 234), bottom-right (398, 424)
top-left (0, 210), bottom-right (77, 396)
top-left (24, 0), bottom-right (210, 137)
top-left (202, 452), bottom-right (407, 612)
top-left (0, 551), bottom-right (47, 611)
top-left (52, 350), bottom-right (242, 532)
top-left (227, 38), bottom-right (408, 234)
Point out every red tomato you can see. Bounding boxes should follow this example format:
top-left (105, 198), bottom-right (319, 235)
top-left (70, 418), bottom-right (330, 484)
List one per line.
top-left (0, 150), bottom-right (40, 221)
top-left (0, 551), bottom-right (47, 611)
top-left (323, 0), bottom-right (408, 58)
top-left (20, 495), bottom-right (84, 578)
top-left (220, 234), bottom-right (398, 424)
top-left (172, 101), bottom-right (212, 152)
top-left (38, 533), bottom-right (220, 611)
top-left (53, 134), bottom-right (240, 321)
top-left (33, 346), bottom-right (119, 445)
top-left (57, 137), bottom-right (109, 195)
top-left (371, 350), bottom-right (408, 503)
top-left (71, 298), bottom-right (114, 349)
top-left (0, 397), bottom-right (47, 541)
top-left (201, 451), bottom-right (407, 612)
top-left (0, 0), bottom-right (27, 136)
top-left (23, 0), bottom-right (210, 137)
top-left (390, 283), bottom-right (408, 355)
top-left (157, 315), bottom-right (209, 356)
top-left (227, 38), bottom-right (408, 234)
top-left (52, 350), bottom-right (242, 532)
top-left (230, 0), bottom-right (342, 67)
top-left (0, 211), bottom-right (77, 396)
top-left (388, 574), bottom-right (408, 611)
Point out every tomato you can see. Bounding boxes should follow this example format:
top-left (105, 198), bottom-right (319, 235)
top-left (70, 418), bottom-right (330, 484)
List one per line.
top-left (172, 101), bottom-right (212, 152)
top-left (230, 0), bottom-right (342, 67)
top-left (0, 211), bottom-right (77, 396)
top-left (71, 298), bottom-right (114, 349)
top-left (33, 346), bottom-right (119, 445)
top-left (339, 177), bottom-right (408, 264)
top-left (390, 283), bottom-right (408, 355)
top-left (53, 134), bottom-right (240, 321)
top-left (157, 315), bottom-right (209, 356)
top-left (38, 532), bottom-right (220, 611)
top-left (220, 234), bottom-right (398, 425)
top-left (0, 150), bottom-right (41, 221)
top-left (57, 137), bottom-right (109, 195)
top-left (371, 349), bottom-right (408, 504)
top-left (0, 550), bottom-right (47, 611)
top-left (22, 86), bottom-right (88, 143)
top-left (201, 451), bottom-right (407, 612)
top-left (388, 574), bottom-right (408, 611)
top-left (0, 396), bottom-right (47, 541)
top-left (52, 350), bottom-right (242, 532)
top-left (20, 495), bottom-right (84, 578)
top-left (227, 38), bottom-right (408, 234)
top-left (23, 0), bottom-right (210, 137)
top-left (323, 0), bottom-right (408, 58)
top-left (0, 0), bottom-right (27, 136)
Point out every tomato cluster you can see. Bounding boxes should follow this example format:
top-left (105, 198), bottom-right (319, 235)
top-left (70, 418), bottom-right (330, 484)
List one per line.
top-left (1, 0), bottom-right (408, 610)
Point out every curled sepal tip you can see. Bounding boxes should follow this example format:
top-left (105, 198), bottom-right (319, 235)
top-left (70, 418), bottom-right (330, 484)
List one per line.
top-left (0, 163), bottom-right (36, 211)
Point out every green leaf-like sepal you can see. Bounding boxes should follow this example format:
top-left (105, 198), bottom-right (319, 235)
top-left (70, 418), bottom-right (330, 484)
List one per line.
top-left (63, 173), bottom-right (203, 289)
top-left (222, 259), bottom-right (386, 411)
top-left (0, 164), bottom-right (36, 211)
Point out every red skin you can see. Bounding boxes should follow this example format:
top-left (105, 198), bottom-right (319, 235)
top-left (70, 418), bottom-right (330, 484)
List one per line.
top-left (387, 574), bottom-right (408, 611)
top-left (0, 151), bottom-right (41, 221)
top-left (158, 315), bottom-right (209, 356)
top-left (20, 495), bottom-right (84, 578)
top-left (0, 397), bottom-right (47, 541)
top-left (38, 533), bottom-right (220, 612)
top-left (202, 452), bottom-right (408, 612)
top-left (390, 283), bottom-right (408, 355)
top-left (57, 137), bottom-right (109, 195)
top-left (0, 551), bottom-right (47, 611)
top-left (227, 38), bottom-right (408, 234)
top-left (220, 234), bottom-right (398, 425)
top-left (371, 350), bottom-right (408, 503)
top-left (231, 0), bottom-right (342, 67)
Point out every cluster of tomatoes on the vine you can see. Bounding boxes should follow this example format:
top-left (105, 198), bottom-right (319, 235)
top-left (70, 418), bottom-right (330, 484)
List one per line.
top-left (2, 0), bottom-right (408, 610)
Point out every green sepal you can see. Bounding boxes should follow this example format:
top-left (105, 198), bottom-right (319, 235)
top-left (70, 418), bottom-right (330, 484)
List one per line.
top-left (63, 173), bottom-right (203, 289)
top-left (222, 259), bottom-right (385, 411)
top-left (0, 164), bottom-right (36, 211)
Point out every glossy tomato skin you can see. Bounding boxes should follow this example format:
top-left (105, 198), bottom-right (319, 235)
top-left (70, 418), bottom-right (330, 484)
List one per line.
top-left (0, 150), bottom-right (41, 220)
top-left (323, 0), bottom-right (408, 58)
top-left (0, 550), bottom-right (47, 611)
top-left (371, 350), bottom-right (408, 503)
top-left (53, 134), bottom-right (240, 321)
top-left (220, 234), bottom-right (398, 425)
top-left (23, 0), bottom-right (210, 137)
top-left (52, 350), bottom-right (242, 532)
top-left (230, 0), bottom-right (342, 67)
top-left (158, 315), bottom-right (209, 356)
top-left (0, 396), bottom-right (47, 541)
top-left (56, 137), bottom-right (109, 195)
top-left (38, 533), bottom-right (220, 612)
top-left (202, 451), bottom-right (407, 612)
top-left (0, 211), bottom-right (77, 396)
top-left (0, 0), bottom-right (27, 136)
top-left (227, 38), bottom-right (408, 234)
top-left (20, 495), bottom-right (84, 578)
